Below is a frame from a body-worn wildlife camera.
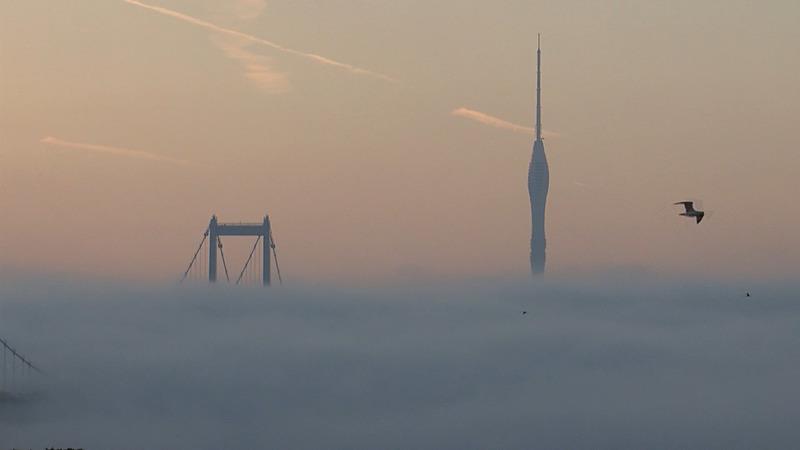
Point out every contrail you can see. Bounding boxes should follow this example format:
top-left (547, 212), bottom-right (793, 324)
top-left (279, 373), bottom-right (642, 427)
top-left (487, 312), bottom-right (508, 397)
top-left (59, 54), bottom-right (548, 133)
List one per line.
top-left (452, 107), bottom-right (559, 138)
top-left (41, 136), bottom-right (193, 166)
top-left (123, 0), bottom-right (397, 83)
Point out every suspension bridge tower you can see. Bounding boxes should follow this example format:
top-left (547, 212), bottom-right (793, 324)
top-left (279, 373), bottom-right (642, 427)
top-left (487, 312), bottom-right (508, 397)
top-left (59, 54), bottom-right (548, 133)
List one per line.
top-left (181, 214), bottom-right (281, 286)
top-left (1, 337), bottom-right (42, 400)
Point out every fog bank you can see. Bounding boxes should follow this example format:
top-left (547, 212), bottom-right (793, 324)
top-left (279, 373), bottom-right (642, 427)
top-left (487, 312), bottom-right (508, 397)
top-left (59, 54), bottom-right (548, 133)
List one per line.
top-left (2, 277), bottom-right (799, 449)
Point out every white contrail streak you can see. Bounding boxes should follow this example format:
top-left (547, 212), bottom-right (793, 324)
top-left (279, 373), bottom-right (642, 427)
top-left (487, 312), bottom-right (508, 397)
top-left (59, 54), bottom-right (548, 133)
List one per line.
top-left (451, 107), bottom-right (559, 138)
top-left (41, 136), bottom-right (193, 166)
top-left (452, 107), bottom-right (533, 134)
top-left (123, 0), bottom-right (397, 83)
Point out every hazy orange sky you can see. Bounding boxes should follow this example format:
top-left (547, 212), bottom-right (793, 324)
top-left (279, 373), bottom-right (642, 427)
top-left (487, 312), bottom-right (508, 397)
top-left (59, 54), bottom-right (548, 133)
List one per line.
top-left (2, 0), bottom-right (799, 283)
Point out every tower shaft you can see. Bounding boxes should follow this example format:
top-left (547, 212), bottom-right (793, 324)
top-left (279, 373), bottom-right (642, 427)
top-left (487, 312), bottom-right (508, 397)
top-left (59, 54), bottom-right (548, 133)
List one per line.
top-left (528, 35), bottom-right (549, 275)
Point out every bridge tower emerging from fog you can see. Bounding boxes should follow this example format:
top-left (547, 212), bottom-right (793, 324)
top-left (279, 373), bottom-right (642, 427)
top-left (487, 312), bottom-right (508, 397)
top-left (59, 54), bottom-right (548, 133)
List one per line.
top-left (528, 34), bottom-right (550, 275)
top-left (181, 215), bottom-right (281, 286)
top-left (207, 215), bottom-right (272, 285)
top-left (1, 336), bottom-right (42, 399)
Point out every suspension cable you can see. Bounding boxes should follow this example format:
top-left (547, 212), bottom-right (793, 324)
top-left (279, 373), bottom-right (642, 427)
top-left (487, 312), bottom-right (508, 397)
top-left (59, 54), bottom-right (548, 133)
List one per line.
top-left (236, 236), bottom-right (262, 285)
top-left (252, 247), bottom-right (257, 284)
top-left (217, 236), bottom-right (231, 283)
top-left (0, 337), bottom-right (42, 375)
top-left (270, 229), bottom-right (283, 285)
top-left (180, 229), bottom-right (209, 283)
top-left (201, 240), bottom-right (207, 280)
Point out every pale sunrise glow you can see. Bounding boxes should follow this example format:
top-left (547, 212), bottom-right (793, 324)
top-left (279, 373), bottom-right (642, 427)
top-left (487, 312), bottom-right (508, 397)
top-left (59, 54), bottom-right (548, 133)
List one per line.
top-left (3, 1), bottom-right (799, 282)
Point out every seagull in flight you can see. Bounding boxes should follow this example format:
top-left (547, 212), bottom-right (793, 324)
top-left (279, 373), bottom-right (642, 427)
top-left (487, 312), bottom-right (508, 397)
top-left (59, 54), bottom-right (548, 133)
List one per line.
top-left (675, 201), bottom-right (705, 223)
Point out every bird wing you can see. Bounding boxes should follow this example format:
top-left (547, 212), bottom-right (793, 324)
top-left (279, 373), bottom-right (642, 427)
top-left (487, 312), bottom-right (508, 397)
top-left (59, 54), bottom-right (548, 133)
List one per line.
top-left (674, 201), bottom-right (695, 212)
top-left (696, 213), bottom-right (704, 224)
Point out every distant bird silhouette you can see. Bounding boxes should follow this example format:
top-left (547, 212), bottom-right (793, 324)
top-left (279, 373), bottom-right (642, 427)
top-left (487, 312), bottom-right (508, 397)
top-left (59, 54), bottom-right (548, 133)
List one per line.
top-left (522, 311), bottom-right (528, 315)
top-left (675, 201), bottom-right (705, 223)
top-left (746, 292), bottom-right (751, 297)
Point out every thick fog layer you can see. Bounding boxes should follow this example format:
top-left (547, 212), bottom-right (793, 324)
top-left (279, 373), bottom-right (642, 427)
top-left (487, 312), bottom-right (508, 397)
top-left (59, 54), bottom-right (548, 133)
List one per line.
top-left (2, 277), bottom-right (799, 449)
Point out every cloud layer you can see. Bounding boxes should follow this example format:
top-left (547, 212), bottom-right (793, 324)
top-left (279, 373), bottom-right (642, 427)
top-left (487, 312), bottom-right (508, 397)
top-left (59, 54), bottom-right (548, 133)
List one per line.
top-left (2, 277), bottom-right (800, 449)
top-left (213, 36), bottom-right (291, 94)
top-left (209, 0), bottom-right (290, 93)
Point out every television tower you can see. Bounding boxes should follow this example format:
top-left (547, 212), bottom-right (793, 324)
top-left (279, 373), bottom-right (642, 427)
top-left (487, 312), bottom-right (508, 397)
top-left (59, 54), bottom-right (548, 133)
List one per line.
top-left (528, 34), bottom-right (549, 275)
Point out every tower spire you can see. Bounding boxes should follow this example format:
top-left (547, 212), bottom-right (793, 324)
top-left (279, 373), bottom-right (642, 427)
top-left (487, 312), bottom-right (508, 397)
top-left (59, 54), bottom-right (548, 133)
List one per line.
top-left (535, 33), bottom-right (542, 141)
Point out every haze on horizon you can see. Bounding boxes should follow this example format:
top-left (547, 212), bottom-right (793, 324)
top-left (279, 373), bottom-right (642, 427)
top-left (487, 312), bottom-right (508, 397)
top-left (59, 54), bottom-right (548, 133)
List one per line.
top-left (2, 0), bottom-right (799, 283)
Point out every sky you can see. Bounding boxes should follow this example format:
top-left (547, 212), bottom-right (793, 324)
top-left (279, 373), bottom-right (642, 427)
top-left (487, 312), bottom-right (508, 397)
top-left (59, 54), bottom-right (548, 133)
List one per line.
top-left (3, 278), bottom-right (800, 449)
top-left (2, 0), bottom-right (800, 283)
top-left (3, 4), bottom-right (800, 447)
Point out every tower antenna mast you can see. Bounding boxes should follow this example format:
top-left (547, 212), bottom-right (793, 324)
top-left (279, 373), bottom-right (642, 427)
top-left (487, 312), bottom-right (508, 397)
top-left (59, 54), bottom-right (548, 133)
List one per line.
top-left (535, 33), bottom-right (542, 141)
